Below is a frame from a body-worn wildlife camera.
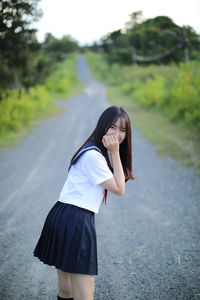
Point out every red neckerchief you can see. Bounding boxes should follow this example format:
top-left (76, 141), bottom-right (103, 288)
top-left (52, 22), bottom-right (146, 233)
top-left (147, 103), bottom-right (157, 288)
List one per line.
top-left (102, 189), bottom-right (107, 205)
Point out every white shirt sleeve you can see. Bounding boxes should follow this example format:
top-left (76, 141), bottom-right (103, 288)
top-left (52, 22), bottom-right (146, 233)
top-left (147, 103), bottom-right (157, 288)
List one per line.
top-left (79, 150), bottom-right (113, 185)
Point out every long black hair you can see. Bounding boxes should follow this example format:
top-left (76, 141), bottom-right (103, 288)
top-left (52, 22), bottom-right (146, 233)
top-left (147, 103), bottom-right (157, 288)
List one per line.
top-left (69, 106), bottom-right (136, 181)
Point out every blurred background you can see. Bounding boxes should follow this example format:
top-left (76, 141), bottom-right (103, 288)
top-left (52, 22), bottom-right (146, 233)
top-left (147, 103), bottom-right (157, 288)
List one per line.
top-left (1, 2), bottom-right (200, 299)
top-left (0, 0), bottom-right (200, 173)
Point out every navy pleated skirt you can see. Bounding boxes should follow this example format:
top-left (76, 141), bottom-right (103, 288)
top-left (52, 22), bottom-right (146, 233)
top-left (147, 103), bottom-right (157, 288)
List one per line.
top-left (33, 201), bottom-right (98, 275)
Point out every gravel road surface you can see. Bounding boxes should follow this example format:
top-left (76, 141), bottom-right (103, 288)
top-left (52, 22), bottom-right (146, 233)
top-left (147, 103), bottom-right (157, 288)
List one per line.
top-left (0, 55), bottom-right (200, 300)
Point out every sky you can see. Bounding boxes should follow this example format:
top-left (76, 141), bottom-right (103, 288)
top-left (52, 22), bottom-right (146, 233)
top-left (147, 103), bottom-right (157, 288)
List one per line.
top-left (35, 0), bottom-right (200, 45)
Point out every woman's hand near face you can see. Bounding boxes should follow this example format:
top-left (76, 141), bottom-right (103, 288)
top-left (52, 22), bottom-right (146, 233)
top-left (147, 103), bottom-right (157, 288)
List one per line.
top-left (101, 134), bottom-right (125, 195)
top-left (102, 135), bottom-right (119, 153)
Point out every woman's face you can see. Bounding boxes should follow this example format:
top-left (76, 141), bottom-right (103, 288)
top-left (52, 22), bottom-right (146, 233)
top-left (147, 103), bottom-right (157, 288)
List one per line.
top-left (106, 117), bottom-right (127, 144)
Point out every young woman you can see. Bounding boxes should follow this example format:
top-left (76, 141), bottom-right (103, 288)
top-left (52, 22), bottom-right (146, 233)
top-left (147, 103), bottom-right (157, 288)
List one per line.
top-left (33, 106), bottom-right (135, 300)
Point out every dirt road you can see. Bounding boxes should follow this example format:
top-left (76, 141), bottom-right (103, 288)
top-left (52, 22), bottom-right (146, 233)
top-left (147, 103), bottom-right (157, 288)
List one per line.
top-left (0, 55), bottom-right (200, 300)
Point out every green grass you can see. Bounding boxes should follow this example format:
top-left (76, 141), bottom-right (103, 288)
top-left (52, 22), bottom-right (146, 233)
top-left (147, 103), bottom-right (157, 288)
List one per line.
top-left (108, 86), bottom-right (200, 174)
top-left (45, 53), bottom-right (84, 99)
top-left (0, 54), bottom-right (84, 150)
top-left (86, 52), bottom-right (200, 176)
top-left (0, 104), bottom-right (64, 150)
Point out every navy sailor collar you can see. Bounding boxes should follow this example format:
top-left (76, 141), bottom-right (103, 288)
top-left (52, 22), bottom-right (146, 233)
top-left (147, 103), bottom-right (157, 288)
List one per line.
top-left (71, 140), bottom-right (102, 166)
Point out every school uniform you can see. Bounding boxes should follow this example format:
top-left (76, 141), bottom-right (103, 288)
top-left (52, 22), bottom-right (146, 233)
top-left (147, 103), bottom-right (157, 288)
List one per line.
top-left (33, 140), bottom-right (113, 275)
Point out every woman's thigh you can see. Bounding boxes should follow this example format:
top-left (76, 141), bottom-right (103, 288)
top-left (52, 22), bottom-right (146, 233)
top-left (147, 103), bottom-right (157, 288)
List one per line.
top-left (69, 273), bottom-right (95, 300)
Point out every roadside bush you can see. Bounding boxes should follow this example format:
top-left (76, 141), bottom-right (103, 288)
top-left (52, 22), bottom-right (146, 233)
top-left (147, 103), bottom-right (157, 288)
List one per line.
top-left (87, 52), bottom-right (200, 132)
top-left (0, 54), bottom-right (83, 142)
top-left (169, 62), bottom-right (200, 129)
top-left (45, 54), bottom-right (80, 97)
top-left (0, 86), bottom-right (53, 133)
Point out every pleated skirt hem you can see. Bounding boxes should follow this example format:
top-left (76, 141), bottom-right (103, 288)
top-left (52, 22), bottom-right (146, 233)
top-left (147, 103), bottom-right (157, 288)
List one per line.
top-left (33, 201), bottom-right (98, 275)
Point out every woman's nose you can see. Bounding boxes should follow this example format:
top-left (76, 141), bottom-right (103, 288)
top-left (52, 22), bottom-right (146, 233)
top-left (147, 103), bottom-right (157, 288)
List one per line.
top-left (113, 130), bottom-right (120, 138)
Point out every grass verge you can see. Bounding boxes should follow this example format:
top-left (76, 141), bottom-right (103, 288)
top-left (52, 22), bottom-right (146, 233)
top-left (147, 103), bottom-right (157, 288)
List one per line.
top-left (108, 85), bottom-right (200, 175)
top-left (0, 54), bottom-right (84, 150)
top-left (85, 53), bottom-right (200, 176)
top-left (0, 104), bottom-right (64, 150)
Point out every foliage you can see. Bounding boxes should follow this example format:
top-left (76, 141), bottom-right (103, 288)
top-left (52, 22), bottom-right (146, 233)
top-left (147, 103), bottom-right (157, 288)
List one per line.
top-left (20, 49), bottom-right (53, 87)
top-left (0, 54), bottom-right (83, 142)
top-left (0, 54), bottom-right (14, 92)
top-left (98, 12), bottom-right (200, 65)
top-left (169, 62), bottom-right (200, 127)
top-left (45, 54), bottom-right (81, 97)
top-left (0, 33), bottom-right (80, 92)
top-left (0, 0), bottom-right (42, 88)
top-left (132, 75), bottom-right (167, 108)
top-left (43, 33), bottom-right (79, 61)
top-left (0, 86), bottom-right (53, 134)
top-left (86, 52), bottom-right (200, 133)
top-left (0, 1), bottom-right (80, 92)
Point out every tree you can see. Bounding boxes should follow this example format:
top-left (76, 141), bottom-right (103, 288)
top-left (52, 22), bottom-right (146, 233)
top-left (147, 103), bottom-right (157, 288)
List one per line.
top-left (0, 0), bottom-right (42, 88)
top-left (43, 33), bottom-right (79, 62)
top-left (101, 30), bottom-right (132, 65)
top-left (129, 16), bottom-right (200, 63)
top-left (125, 11), bottom-right (143, 31)
top-left (101, 12), bottom-right (200, 65)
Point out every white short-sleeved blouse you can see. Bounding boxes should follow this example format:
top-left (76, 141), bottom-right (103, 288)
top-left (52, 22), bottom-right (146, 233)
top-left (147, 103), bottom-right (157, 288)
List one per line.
top-left (58, 150), bottom-right (113, 214)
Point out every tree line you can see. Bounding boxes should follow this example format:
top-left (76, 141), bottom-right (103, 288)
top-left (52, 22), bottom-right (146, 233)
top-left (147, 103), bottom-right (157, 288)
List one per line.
top-left (1, 2), bottom-right (200, 94)
top-left (89, 11), bottom-right (200, 65)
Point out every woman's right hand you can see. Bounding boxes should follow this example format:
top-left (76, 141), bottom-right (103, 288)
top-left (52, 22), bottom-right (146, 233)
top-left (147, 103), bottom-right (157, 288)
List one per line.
top-left (101, 135), bottom-right (125, 195)
top-left (102, 135), bottom-right (119, 153)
